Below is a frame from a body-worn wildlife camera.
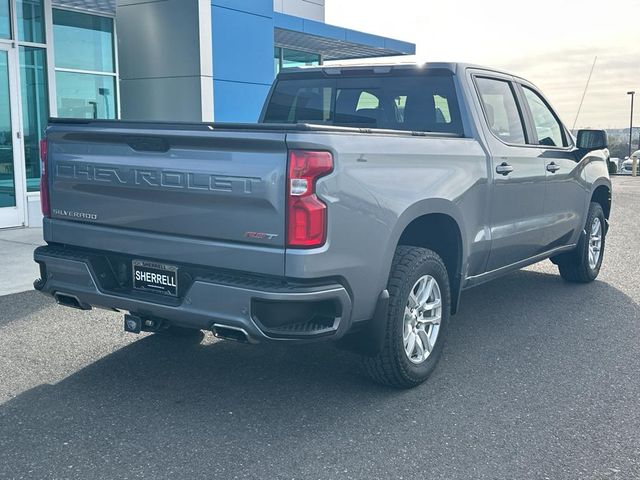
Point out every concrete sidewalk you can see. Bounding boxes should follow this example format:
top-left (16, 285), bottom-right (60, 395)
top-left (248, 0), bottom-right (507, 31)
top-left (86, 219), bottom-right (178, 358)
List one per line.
top-left (0, 228), bottom-right (44, 296)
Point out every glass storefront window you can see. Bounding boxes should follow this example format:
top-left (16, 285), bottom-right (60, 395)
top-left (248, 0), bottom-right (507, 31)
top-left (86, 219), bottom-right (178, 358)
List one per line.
top-left (274, 47), bottom-right (281, 75)
top-left (17, 0), bottom-right (45, 44)
top-left (53, 9), bottom-right (117, 121)
top-left (19, 46), bottom-right (48, 192)
top-left (281, 48), bottom-right (320, 70)
top-left (56, 71), bottom-right (116, 119)
top-left (0, 50), bottom-right (16, 208)
top-left (0, 0), bottom-right (10, 39)
top-left (53, 9), bottom-right (114, 73)
top-left (274, 47), bottom-right (321, 75)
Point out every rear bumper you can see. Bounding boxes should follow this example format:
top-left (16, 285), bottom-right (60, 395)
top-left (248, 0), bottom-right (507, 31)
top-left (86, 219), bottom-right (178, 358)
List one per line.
top-left (34, 245), bottom-right (353, 343)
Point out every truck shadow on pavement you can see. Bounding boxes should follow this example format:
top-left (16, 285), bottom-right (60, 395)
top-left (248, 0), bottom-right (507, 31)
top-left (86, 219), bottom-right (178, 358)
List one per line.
top-left (0, 290), bottom-right (51, 327)
top-left (1, 268), bottom-right (639, 478)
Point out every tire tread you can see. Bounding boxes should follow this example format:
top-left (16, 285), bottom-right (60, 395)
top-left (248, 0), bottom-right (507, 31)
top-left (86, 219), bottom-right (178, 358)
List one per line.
top-left (363, 246), bottom-right (449, 388)
top-left (558, 202), bottom-right (605, 283)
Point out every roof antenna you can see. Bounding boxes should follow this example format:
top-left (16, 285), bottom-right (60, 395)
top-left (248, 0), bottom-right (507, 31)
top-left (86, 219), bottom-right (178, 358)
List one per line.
top-left (572, 56), bottom-right (598, 130)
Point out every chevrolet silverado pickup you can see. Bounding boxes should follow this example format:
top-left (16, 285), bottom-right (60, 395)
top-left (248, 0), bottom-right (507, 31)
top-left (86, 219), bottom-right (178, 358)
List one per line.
top-left (34, 63), bottom-right (612, 388)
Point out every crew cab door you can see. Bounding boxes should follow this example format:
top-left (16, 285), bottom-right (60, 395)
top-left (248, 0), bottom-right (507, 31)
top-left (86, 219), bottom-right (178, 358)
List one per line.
top-left (516, 83), bottom-right (587, 249)
top-left (472, 74), bottom-right (548, 271)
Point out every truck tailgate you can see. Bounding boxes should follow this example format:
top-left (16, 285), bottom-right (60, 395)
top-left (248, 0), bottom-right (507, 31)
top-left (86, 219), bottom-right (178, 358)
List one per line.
top-left (45, 123), bottom-right (288, 275)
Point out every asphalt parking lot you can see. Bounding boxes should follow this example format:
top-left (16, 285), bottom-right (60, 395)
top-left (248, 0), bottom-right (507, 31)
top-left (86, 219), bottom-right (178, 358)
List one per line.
top-left (1, 176), bottom-right (639, 480)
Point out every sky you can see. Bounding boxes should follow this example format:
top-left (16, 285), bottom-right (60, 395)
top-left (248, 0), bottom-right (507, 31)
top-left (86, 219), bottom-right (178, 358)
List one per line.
top-left (326, 0), bottom-right (640, 129)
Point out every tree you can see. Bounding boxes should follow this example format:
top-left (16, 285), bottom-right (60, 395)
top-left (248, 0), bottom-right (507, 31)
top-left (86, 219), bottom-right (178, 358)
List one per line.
top-left (606, 134), bottom-right (633, 159)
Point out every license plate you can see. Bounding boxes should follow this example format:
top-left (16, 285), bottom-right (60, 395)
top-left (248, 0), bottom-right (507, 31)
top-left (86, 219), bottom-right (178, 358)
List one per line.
top-left (132, 260), bottom-right (178, 297)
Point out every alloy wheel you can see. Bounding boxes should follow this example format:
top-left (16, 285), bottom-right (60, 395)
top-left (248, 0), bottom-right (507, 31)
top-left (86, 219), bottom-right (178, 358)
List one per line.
top-left (403, 275), bottom-right (442, 364)
top-left (588, 217), bottom-right (602, 270)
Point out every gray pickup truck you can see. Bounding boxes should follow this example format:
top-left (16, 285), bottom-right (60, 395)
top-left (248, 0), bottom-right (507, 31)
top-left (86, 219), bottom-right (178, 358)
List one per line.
top-left (34, 63), bottom-right (611, 388)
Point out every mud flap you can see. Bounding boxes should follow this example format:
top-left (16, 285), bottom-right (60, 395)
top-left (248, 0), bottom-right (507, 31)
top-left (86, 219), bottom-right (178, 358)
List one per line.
top-left (336, 290), bottom-right (389, 357)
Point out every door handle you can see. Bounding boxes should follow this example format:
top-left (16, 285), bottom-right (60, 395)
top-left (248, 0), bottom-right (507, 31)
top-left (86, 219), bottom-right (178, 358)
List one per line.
top-left (496, 162), bottom-right (514, 176)
top-left (546, 162), bottom-right (560, 173)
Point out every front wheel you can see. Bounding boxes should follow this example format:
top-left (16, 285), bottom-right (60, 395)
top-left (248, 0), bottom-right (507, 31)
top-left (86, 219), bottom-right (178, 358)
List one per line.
top-left (557, 202), bottom-right (606, 283)
top-left (363, 246), bottom-right (450, 389)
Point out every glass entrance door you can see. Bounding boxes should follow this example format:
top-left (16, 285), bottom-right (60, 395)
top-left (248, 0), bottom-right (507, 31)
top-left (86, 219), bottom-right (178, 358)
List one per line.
top-left (0, 45), bottom-right (26, 227)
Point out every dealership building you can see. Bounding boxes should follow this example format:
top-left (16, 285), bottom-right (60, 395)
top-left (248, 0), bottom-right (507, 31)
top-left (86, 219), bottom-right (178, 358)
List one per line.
top-left (0, 0), bottom-right (414, 229)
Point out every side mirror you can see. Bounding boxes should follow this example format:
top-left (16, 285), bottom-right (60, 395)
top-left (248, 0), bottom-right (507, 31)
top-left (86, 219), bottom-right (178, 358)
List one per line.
top-left (576, 129), bottom-right (608, 150)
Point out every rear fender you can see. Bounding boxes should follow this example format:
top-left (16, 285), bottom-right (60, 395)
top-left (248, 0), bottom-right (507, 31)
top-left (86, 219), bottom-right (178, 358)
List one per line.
top-left (383, 199), bottom-right (468, 314)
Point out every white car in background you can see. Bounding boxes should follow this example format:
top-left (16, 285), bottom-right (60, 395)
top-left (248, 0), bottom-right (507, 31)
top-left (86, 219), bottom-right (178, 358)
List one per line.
top-left (609, 157), bottom-right (620, 172)
top-left (621, 151), bottom-right (639, 174)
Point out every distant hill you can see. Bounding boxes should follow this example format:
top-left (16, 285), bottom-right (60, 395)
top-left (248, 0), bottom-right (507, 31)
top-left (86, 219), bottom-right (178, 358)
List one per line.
top-left (606, 129), bottom-right (639, 158)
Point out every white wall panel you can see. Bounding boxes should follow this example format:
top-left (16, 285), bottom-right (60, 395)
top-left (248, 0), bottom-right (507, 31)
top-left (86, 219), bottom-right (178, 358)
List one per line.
top-left (274, 0), bottom-right (324, 22)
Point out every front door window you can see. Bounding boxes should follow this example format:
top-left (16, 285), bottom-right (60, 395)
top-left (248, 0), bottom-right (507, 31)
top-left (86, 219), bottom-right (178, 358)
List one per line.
top-left (522, 86), bottom-right (567, 148)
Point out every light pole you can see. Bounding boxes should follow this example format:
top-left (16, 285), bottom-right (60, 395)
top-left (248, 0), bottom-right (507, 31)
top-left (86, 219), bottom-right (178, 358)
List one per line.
top-left (628, 91), bottom-right (635, 158)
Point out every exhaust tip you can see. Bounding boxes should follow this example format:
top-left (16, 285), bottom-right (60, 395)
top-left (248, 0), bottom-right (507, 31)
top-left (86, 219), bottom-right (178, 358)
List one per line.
top-left (54, 293), bottom-right (92, 311)
top-left (212, 324), bottom-right (251, 344)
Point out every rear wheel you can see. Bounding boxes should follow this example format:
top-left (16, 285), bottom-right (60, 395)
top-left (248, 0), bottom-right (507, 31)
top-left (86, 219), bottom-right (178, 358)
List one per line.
top-left (363, 246), bottom-right (450, 389)
top-left (557, 202), bottom-right (605, 283)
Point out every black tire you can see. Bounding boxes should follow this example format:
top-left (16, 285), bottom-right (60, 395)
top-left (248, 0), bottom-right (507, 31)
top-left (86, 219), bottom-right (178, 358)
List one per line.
top-left (363, 246), bottom-right (450, 389)
top-left (155, 325), bottom-right (205, 341)
top-left (557, 202), bottom-right (605, 283)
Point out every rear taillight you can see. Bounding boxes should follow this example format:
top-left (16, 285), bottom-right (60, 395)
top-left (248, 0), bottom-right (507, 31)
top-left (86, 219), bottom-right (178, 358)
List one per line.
top-left (286, 150), bottom-right (333, 248)
top-left (39, 138), bottom-right (50, 217)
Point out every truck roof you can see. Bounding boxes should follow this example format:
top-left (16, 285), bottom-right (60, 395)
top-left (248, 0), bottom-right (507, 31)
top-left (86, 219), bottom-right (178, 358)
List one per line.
top-left (277, 62), bottom-right (526, 82)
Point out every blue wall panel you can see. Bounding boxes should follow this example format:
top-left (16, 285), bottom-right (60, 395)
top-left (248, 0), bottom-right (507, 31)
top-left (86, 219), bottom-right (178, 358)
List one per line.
top-left (211, 4), bottom-right (274, 85)
top-left (209, 0), bottom-right (415, 122)
top-left (272, 12), bottom-right (416, 56)
top-left (345, 30), bottom-right (385, 49)
top-left (300, 18), bottom-right (345, 41)
top-left (211, 0), bottom-right (273, 18)
top-left (272, 12), bottom-right (304, 32)
top-left (213, 80), bottom-right (271, 122)
top-left (384, 38), bottom-right (416, 55)
top-left (211, 0), bottom-right (274, 121)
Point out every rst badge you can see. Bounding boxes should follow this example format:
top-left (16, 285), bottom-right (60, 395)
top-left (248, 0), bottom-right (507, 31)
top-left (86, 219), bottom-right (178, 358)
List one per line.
top-left (245, 232), bottom-right (279, 241)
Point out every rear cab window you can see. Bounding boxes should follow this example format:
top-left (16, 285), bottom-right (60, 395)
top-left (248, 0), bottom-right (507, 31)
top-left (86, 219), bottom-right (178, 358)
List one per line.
top-left (262, 68), bottom-right (464, 135)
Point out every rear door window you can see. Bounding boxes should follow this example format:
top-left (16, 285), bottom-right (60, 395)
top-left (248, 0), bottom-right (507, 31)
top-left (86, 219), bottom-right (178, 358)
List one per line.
top-left (475, 77), bottom-right (526, 144)
top-left (263, 70), bottom-right (464, 135)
